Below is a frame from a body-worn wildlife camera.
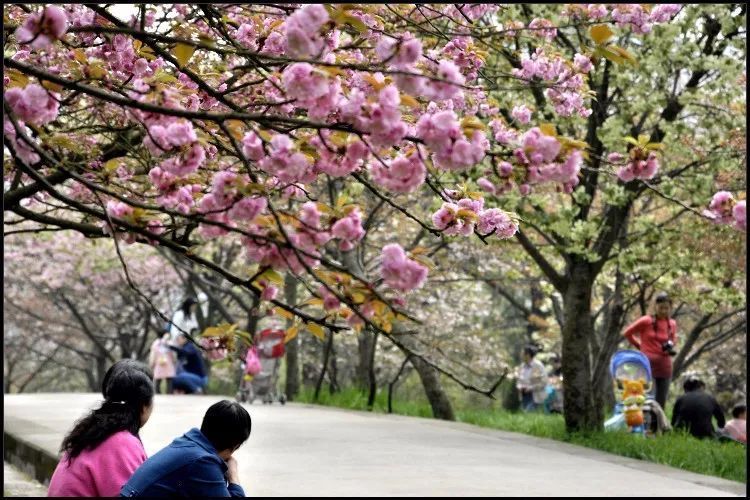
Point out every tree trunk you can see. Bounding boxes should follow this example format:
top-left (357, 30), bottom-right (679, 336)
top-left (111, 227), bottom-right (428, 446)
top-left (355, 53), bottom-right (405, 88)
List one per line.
top-left (283, 275), bottom-right (300, 401)
top-left (408, 354), bottom-right (455, 421)
top-left (591, 271), bottom-right (626, 421)
top-left (366, 331), bottom-right (378, 408)
top-left (314, 328), bottom-right (333, 402)
top-left (561, 260), bottom-right (599, 431)
top-left (327, 332), bottom-right (339, 394)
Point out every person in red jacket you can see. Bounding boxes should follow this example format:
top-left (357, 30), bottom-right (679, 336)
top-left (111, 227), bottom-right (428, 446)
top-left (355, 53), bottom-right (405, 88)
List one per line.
top-left (622, 292), bottom-right (678, 409)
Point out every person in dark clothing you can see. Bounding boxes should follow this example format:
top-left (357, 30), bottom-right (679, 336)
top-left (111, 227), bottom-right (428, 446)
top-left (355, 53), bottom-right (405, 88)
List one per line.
top-left (671, 376), bottom-right (725, 439)
top-left (170, 333), bottom-right (208, 394)
top-left (121, 400), bottom-right (251, 497)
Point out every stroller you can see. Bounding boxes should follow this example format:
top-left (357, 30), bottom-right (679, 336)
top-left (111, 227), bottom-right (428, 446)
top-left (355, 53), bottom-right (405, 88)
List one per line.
top-left (236, 329), bottom-right (287, 405)
top-left (605, 350), bottom-right (670, 436)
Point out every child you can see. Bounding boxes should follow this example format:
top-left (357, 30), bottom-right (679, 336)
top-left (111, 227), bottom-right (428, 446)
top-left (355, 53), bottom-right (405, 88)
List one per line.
top-left (149, 332), bottom-right (177, 394)
top-left (47, 360), bottom-right (155, 497)
top-left (723, 403), bottom-right (746, 444)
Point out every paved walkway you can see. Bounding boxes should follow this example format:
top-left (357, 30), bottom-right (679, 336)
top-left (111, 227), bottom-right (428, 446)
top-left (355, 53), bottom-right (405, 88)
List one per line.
top-left (4, 462), bottom-right (49, 497)
top-left (4, 394), bottom-right (745, 497)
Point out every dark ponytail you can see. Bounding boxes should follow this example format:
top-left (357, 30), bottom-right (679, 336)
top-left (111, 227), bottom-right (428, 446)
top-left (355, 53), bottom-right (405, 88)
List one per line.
top-left (60, 360), bottom-right (154, 462)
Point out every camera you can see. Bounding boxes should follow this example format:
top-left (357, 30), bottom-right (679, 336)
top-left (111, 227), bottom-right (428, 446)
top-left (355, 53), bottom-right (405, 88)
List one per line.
top-left (661, 340), bottom-right (677, 357)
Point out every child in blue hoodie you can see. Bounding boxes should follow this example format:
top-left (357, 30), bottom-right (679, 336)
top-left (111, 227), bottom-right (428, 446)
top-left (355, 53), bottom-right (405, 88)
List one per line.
top-left (121, 400), bottom-right (250, 497)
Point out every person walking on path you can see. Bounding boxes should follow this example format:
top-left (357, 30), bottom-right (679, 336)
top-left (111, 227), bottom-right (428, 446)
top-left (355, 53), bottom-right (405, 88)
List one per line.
top-left (48, 360), bottom-right (155, 497)
top-left (170, 332), bottom-right (209, 394)
top-left (622, 292), bottom-right (678, 409)
top-left (149, 332), bottom-right (177, 394)
top-left (671, 376), bottom-right (726, 439)
top-left (516, 345), bottom-right (547, 412)
top-left (120, 400), bottom-right (250, 497)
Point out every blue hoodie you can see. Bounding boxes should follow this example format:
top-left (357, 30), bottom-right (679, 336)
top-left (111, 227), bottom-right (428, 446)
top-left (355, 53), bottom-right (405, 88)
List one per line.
top-left (120, 428), bottom-right (245, 497)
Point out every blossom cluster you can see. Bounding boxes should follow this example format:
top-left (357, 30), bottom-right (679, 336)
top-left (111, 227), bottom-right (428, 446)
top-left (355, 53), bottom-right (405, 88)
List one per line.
top-left (512, 48), bottom-right (592, 118)
top-left (416, 109), bottom-right (489, 171)
top-left (432, 196), bottom-right (518, 239)
top-left (380, 244), bottom-right (428, 293)
top-left (607, 151), bottom-right (660, 182)
top-left (704, 192), bottom-right (746, 232)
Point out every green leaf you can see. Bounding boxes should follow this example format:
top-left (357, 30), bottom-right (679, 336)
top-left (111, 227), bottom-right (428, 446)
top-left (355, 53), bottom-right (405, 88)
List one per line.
top-left (307, 322), bottom-right (326, 340)
top-left (259, 268), bottom-right (284, 286)
top-left (172, 43), bottom-right (196, 69)
top-left (590, 24), bottom-right (615, 45)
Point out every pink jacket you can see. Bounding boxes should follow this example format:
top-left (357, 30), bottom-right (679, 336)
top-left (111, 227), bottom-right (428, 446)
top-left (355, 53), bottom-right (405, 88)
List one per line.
top-left (47, 430), bottom-right (147, 497)
top-left (149, 336), bottom-right (177, 380)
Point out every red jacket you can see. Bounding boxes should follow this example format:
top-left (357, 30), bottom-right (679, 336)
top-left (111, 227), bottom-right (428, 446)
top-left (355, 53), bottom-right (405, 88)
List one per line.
top-left (623, 315), bottom-right (678, 378)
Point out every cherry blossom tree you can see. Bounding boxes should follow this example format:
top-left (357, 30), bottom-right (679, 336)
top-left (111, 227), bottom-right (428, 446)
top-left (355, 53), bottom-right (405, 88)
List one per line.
top-left (3, 3), bottom-right (744, 430)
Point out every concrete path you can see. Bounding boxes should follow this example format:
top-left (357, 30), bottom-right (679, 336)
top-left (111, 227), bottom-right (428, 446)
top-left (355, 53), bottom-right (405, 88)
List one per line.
top-left (4, 394), bottom-right (746, 497)
top-left (4, 462), bottom-right (49, 497)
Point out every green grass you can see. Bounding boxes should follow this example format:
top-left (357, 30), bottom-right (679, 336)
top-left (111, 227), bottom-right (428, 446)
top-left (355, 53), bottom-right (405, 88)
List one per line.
top-left (295, 386), bottom-right (747, 484)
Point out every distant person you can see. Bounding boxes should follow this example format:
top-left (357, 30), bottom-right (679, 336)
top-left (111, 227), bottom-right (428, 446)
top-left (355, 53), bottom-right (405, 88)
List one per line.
top-left (169, 298), bottom-right (199, 343)
top-left (671, 376), bottom-right (725, 439)
top-left (149, 332), bottom-right (177, 394)
top-left (120, 400), bottom-right (250, 497)
top-left (623, 292), bottom-right (678, 409)
top-left (48, 360), bottom-right (154, 497)
top-left (721, 403), bottom-right (746, 444)
top-left (544, 353), bottom-right (564, 414)
top-left (516, 345), bottom-right (547, 412)
top-left (170, 332), bottom-right (208, 394)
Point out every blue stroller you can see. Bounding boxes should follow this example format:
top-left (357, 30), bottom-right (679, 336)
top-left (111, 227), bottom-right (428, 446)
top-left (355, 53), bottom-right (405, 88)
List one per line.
top-left (605, 350), bottom-right (653, 435)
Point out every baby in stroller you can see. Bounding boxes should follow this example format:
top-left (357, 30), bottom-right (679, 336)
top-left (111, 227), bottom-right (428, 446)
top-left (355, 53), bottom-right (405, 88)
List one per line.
top-left (605, 350), bottom-right (671, 436)
top-left (236, 328), bottom-right (287, 405)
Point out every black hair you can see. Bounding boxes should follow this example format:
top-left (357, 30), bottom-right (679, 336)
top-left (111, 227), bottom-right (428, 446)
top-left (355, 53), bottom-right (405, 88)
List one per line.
top-left (654, 292), bottom-right (671, 304)
top-left (683, 376), bottom-right (704, 392)
top-left (61, 360), bottom-right (154, 462)
top-left (732, 403), bottom-right (746, 418)
top-left (180, 297), bottom-right (198, 316)
top-left (200, 400), bottom-right (252, 452)
top-left (523, 345), bottom-right (539, 358)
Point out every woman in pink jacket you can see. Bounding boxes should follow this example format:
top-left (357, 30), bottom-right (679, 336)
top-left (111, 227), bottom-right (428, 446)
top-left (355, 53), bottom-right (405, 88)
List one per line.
top-left (47, 360), bottom-right (155, 497)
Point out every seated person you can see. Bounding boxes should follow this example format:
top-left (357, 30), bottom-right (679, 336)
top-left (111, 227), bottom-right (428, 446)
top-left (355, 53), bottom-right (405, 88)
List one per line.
top-left (120, 400), bottom-right (251, 497)
top-left (671, 376), bottom-right (725, 439)
top-left (170, 332), bottom-right (208, 394)
top-left (721, 403), bottom-right (746, 444)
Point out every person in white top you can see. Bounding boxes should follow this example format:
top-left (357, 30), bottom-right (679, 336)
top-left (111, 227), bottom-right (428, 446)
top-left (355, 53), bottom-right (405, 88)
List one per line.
top-left (169, 298), bottom-right (198, 343)
top-left (169, 293), bottom-right (208, 343)
top-left (516, 345), bottom-right (547, 412)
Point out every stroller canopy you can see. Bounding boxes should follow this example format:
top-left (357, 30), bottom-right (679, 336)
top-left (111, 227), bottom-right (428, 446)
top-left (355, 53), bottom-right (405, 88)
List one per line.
top-left (610, 350), bottom-right (652, 382)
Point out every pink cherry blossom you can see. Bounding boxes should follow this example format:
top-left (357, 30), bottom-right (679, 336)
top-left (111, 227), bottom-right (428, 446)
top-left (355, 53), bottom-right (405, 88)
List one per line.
top-left (228, 196), bottom-right (267, 223)
top-left (331, 208), bottom-right (366, 251)
top-left (259, 134), bottom-right (313, 183)
top-left (732, 200), bottom-right (746, 231)
top-left (370, 154), bottom-right (426, 193)
top-left (512, 105), bottom-right (533, 125)
top-left (649, 4), bottom-right (682, 23)
top-left (5, 84), bottom-right (60, 126)
top-left (106, 200), bottom-right (134, 219)
top-left (284, 4), bottom-right (329, 58)
top-left (15, 6), bottom-right (69, 50)
top-left (423, 60), bottom-right (466, 101)
top-left (241, 131), bottom-right (265, 161)
top-left (528, 18), bottom-right (557, 41)
top-left (477, 208), bottom-right (518, 238)
top-left (380, 243), bottom-right (428, 293)
top-left (318, 285), bottom-right (341, 312)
